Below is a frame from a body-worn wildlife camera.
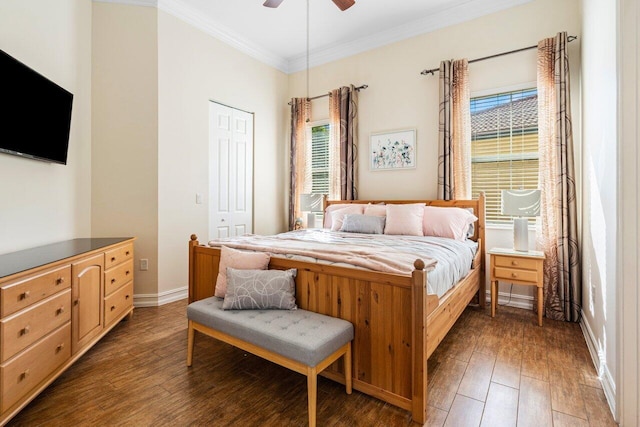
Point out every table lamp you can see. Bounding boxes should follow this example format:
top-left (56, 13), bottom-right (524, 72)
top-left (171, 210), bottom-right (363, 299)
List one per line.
top-left (299, 193), bottom-right (324, 228)
top-left (501, 189), bottom-right (541, 252)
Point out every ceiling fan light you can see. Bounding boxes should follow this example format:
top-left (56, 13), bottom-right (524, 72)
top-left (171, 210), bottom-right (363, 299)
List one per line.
top-left (332, 0), bottom-right (355, 11)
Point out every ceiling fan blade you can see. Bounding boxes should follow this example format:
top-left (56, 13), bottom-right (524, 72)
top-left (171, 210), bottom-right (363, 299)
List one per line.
top-left (263, 0), bottom-right (285, 8)
top-left (332, 0), bottom-right (355, 11)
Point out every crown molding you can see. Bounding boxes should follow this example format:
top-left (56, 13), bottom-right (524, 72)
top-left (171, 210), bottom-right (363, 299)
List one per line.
top-left (93, 0), bottom-right (532, 75)
top-left (288, 0), bottom-right (533, 73)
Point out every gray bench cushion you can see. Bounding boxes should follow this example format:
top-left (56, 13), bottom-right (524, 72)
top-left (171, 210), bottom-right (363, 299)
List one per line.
top-left (187, 297), bottom-right (354, 367)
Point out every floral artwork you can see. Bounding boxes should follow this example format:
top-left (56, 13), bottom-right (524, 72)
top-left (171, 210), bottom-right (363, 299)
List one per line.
top-left (370, 129), bottom-right (416, 170)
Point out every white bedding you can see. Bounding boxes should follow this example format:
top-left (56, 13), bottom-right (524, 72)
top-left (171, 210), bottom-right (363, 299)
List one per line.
top-left (208, 229), bottom-right (477, 298)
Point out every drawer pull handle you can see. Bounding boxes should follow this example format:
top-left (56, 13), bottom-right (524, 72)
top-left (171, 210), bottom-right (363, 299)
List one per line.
top-left (57, 307), bottom-right (65, 315)
top-left (511, 273), bottom-right (518, 278)
top-left (20, 369), bottom-right (30, 381)
top-left (56, 343), bottom-right (65, 352)
top-left (111, 257), bottom-right (116, 262)
top-left (111, 305), bottom-right (116, 311)
top-left (74, 299), bottom-right (79, 306)
top-left (56, 277), bottom-right (65, 285)
top-left (125, 294), bottom-right (130, 300)
top-left (126, 251), bottom-right (130, 256)
top-left (511, 261), bottom-right (518, 266)
top-left (111, 278), bottom-right (117, 284)
top-left (21, 326), bottom-right (30, 335)
top-left (20, 291), bottom-right (30, 300)
top-left (125, 270), bottom-right (130, 275)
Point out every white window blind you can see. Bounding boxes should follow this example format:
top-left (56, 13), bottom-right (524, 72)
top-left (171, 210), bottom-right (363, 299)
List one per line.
top-left (470, 89), bottom-right (538, 224)
top-left (308, 122), bottom-right (330, 195)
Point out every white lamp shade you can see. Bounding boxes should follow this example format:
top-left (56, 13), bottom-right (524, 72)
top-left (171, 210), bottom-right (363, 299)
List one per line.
top-left (299, 193), bottom-right (324, 212)
top-left (501, 189), bottom-right (541, 217)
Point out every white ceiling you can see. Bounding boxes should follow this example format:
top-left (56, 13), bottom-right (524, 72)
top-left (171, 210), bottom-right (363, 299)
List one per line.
top-left (103, 0), bottom-right (532, 73)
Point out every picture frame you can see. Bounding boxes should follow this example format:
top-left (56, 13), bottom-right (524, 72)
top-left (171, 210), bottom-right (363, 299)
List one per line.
top-left (369, 129), bottom-right (417, 171)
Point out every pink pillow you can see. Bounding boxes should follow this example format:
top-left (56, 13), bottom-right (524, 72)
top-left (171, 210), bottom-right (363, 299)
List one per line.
top-left (323, 203), bottom-right (364, 228)
top-left (384, 204), bottom-right (426, 236)
top-left (422, 206), bottom-right (478, 241)
top-left (364, 204), bottom-right (386, 217)
top-left (330, 205), bottom-right (365, 231)
top-left (214, 246), bottom-right (270, 298)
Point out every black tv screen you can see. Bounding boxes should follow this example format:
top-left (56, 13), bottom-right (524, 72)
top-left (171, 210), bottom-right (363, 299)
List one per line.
top-left (0, 49), bottom-right (73, 165)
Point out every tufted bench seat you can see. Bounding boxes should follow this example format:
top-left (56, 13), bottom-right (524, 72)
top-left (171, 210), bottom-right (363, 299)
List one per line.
top-left (186, 297), bottom-right (354, 427)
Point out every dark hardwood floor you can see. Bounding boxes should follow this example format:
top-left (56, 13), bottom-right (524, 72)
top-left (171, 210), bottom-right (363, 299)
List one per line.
top-left (8, 300), bottom-right (616, 426)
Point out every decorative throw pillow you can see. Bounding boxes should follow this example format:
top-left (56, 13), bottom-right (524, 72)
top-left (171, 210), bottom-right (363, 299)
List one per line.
top-left (214, 246), bottom-right (270, 298)
top-left (330, 205), bottom-right (366, 231)
top-left (363, 204), bottom-right (386, 217)
top-left (323, 203), bottom-right (364, 228)
top-left (383, 203), bottom-right (426, 236)
top-left (222, 268), bottom-right (297, 310)
top-left (340, 214), bottom-right (386, 234)
top-left (422, 206), bottom-right (478, 241)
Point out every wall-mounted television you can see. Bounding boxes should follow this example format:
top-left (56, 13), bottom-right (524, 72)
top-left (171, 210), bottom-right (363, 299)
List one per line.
top-left (0, 49), bottom-right (73, 165)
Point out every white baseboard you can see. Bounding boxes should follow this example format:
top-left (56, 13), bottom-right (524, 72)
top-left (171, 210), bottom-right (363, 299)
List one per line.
top-left (580, 311), bottom-right (617, 417)
top-left (485, 289), bottom-right (534, 310)
top-left (134, 286), bottom-right (188, 307)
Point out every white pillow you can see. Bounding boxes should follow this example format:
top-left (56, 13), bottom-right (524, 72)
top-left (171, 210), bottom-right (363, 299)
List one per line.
top-left (423, 206), bottom-right (478, 241)
top-left (323, 203), bottom-right (364, 228)
top-left (383, 204), bottom-right (426, 236)
top-left (330, 205), bottom-right (366, 231)
top-left (363, 204), bottom-right (386, 217)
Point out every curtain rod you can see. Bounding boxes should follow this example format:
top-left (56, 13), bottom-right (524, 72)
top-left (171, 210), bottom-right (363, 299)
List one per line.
top-left (419, 35), bottom-right (578, 76)
top-left (288, 84), bottom-right (368, 105)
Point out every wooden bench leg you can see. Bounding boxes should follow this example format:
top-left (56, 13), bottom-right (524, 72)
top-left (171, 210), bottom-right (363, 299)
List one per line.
top-left (307, 367), bottom-right (317, 427)
top-left (186, 320), bottom-right (195, 367)
top-left (345, 342), bottom-right (352, 394)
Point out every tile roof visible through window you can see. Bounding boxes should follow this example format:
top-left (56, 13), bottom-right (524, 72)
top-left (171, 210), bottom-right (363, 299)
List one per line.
top-left (471, 94), bottom-right (538, 136)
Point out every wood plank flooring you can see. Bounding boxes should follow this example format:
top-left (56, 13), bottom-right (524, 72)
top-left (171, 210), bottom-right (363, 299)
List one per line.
top-left (8, 300), bottom-right (616, 426)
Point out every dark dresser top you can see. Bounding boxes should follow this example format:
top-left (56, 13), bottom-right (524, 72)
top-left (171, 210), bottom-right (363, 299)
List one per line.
top-left (0, 238), bottom-right (133, 279)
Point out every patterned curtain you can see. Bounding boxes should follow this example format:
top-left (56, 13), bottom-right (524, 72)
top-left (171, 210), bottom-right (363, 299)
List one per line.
top-left (438, 59), bottom-right (471, 200)
top-left (329, 85), bottom-right (358, 200)
top-left (289, 98), bottom-right (311, 230)
top-left (536, 32), bottom-right (581, 322)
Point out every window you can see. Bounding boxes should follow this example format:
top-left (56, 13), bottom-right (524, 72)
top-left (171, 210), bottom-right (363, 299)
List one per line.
top-left (470, 88), bottom-right (538, 224)
top-left (307, 121), bottom-right (330, 195)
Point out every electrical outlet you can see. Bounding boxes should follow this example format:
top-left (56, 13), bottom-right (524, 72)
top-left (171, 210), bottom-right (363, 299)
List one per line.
top-left (140, 259), bottom-right (149, 271)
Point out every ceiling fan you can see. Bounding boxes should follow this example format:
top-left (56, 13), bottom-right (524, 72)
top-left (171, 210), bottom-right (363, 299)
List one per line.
top-left (263, 0), bottom-right (355, 11)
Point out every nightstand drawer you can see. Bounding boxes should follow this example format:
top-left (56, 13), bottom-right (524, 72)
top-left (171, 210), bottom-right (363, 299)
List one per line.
top-left (494, 267), bottom-right (538, 283)
top-left (494, 255), bottom-right (538, 270)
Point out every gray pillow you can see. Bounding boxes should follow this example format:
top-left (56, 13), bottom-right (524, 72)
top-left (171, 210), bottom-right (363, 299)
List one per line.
top-left (222, 268), bottom-right (297, 310)
top-left (339, 214), bottom-right (386, 234)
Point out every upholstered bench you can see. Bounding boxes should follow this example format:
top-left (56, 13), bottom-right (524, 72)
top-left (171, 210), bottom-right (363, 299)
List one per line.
top-left (186, 297), bottom-right (354, 427)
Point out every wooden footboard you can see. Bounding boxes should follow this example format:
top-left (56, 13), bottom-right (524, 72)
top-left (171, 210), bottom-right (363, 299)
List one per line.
top-left (187, 194), bottom-right (485, 424)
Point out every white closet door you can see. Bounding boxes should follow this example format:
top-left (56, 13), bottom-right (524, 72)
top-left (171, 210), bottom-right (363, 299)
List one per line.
top-left (209, 102), bottom-right (253, 240)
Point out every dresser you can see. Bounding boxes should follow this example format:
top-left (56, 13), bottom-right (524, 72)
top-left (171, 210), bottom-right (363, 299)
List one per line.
top-left (488, 247), bottom-right (545, 326)
top-left (0, 238), bottom-right (135, 425)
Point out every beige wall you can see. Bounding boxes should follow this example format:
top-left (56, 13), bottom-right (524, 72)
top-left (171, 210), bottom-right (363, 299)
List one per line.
top-left (156, 11), bottom-right (289, 296)
top-left (289, 0), bottom-right (581, 307)
top-left (580, 0), bottom-right (618, 414)
top-left (92, 3), bottom-right (159, 296)
top-left (0, 0), bottom-right (92, 254)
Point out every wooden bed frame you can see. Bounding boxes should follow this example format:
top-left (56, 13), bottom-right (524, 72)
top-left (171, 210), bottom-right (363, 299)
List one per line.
top-left (188, 195), bottom-right (485, 424)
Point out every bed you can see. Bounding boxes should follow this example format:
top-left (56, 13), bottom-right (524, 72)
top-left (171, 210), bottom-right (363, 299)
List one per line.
top-left (188, 195), bottom-right (485, 424)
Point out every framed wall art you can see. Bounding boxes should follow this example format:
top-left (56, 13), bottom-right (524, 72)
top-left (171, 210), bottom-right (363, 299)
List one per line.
top-left (369, 129), bottom-right (416, 171)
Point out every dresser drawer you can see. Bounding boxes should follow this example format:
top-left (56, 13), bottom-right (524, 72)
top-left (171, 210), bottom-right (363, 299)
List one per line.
top-left (1, 289), bottom-right (71, 362)
top-left (1, 265), bottom-right (71, 317)
top-left (104, 281), bottom-right (133, 327)
top-left (104, 243), bottom-right (133, 270)
top-left (494, 255), bottom-right (538, 271)
top-left (494, 267), bottom-right (538, 283)
top-left (1, 322), bottom-right (71, 412)
top-left (105, 259), bottom-right (133, 296)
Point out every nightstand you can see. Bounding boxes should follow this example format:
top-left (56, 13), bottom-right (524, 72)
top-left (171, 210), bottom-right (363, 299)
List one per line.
top-left (488, 247), bottom-right (546, 326)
